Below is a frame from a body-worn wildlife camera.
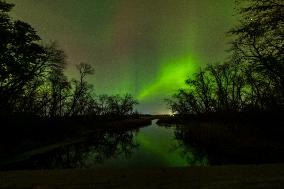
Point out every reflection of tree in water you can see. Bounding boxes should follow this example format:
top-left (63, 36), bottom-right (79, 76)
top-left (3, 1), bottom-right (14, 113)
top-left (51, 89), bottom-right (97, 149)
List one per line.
top-left (85, 130), bottom-right (139, 165)
top-left (172, 126), bottom-right (208, 166)
top-left (28, 129), bottom-right (139, 169)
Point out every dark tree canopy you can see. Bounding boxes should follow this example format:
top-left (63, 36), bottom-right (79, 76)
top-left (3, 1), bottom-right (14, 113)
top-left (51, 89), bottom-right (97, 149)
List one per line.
top-left (168, 0), bottom-right (284, 115)
top-left (0, 1), bottom-right (138, 118)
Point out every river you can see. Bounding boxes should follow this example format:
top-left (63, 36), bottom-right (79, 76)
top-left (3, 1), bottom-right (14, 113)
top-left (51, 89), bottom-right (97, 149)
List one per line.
top-left (0, 119), bottom-right (208, 169)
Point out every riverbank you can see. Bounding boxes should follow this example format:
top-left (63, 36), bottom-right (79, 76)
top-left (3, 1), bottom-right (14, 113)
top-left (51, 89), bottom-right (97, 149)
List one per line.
top-left (1, 164), bottom-right (283, 189)
top-left (156, 111), bottom-right (284, 125)
top-left (157, 112), bottom-right (284, 165)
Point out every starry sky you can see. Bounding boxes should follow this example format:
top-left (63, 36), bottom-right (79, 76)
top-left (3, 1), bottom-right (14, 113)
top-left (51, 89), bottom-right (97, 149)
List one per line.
top-left (9, 0), bottom-right (237, 114)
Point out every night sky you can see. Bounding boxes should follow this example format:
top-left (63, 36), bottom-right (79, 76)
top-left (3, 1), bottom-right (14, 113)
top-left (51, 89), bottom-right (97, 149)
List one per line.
top-left (9, 0), bottom-right (236, 114)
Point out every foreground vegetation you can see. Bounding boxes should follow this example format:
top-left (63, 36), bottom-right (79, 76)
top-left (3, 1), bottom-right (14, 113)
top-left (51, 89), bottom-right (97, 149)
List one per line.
top-left (1, 164), bottom-right (284, 189)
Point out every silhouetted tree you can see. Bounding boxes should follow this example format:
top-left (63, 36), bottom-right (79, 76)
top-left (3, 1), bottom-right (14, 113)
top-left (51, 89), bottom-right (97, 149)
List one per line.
top-left (231, 0), bottom-right (284, 110)
top-left (0, 2), bottom-right (46, 115)
top-left (91, 94), bottom-right (138, 116)
top-left (0, 2), bottom-right (73, 117)
top-left (107, 94), bottom-right (138, 116)
top-left (46, 43), bottom-right (70, 117)
top-left (186, 70), bottom-right (215, 113)
top-left (168, 0), bottom-right (283, 115)
top-left (92, 94), bottom-right (110, 115)
top-left (69, 63), bottom-right (94, 116)
top-left (0, 1), bottom-right (139, 119)
top-left (166, 89), bottom-right (200, 115)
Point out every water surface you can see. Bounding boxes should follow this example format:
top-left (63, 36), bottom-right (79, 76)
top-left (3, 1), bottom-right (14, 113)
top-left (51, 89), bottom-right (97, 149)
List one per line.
top-left (0, 119), bottom-right (208, 169)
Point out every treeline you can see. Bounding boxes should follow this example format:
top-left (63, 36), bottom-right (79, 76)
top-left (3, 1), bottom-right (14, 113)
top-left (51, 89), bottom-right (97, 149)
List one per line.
top-left (0, 1), bottom-right (138, 118)
top-left (168, 0), bottom-right (284, 115)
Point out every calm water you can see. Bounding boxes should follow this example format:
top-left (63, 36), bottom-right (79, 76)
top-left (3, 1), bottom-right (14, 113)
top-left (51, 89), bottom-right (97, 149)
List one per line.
top-left (0, 119), bottom-right (208, 169)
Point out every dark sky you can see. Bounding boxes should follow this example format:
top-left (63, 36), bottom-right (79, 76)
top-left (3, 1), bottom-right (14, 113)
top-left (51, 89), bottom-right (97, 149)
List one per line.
top-left (9, 0), bottom-right (237, 114)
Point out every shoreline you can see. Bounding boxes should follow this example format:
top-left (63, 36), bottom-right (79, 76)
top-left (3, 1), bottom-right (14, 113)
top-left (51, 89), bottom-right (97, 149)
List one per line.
top-left (1, 164), bottom-right (284, 189)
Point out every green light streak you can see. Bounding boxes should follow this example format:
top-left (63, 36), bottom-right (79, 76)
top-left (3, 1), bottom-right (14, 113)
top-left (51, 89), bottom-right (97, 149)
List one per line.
top-left (137, 56), bottom-right (197, 101)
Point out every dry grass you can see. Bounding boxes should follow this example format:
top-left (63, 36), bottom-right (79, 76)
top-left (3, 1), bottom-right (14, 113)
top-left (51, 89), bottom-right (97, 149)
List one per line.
top-left (1, 164), bottom-right (284, 189)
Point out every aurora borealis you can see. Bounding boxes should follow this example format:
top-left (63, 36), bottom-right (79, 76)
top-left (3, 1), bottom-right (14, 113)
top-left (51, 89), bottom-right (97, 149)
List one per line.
top-left (9, 0), bottom-right (236, 114)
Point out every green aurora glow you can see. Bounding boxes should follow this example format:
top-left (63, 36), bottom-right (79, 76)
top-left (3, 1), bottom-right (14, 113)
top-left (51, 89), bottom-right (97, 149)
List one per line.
top-left (9, 0), bottom-right (236, 114)
top-left (137, 56), bottom-right (197, 101)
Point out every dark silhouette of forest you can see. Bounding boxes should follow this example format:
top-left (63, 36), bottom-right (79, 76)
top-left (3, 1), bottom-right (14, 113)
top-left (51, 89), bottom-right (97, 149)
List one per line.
top-left (167, 0), bottom-right (283, 117)
top-left (0, 1), bottom-right (138, 120)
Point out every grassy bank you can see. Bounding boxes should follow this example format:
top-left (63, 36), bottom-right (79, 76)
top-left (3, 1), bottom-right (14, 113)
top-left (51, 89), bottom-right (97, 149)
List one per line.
top-left (1, 164), bottom-right (284, 189)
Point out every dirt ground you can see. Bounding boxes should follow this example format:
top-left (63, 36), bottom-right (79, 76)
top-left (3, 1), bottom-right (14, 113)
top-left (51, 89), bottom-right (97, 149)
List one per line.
top-left (0, 164), bottom-right (284, 189)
